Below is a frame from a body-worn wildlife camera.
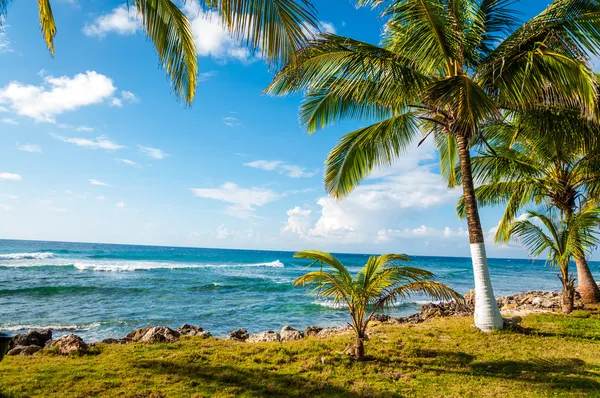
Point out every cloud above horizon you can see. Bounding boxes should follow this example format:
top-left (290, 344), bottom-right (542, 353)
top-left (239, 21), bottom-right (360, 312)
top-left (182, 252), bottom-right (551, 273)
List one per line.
top-left (138, 145), bottom-right (168, 160)
top-left (244, 160), bottom-right (315, 178)
top-left (0, 71), bottom-right (116, 123)
top-left (53, 134), bottom-right (125, 151)
top-left (190, 182), bottom-right (279, 219)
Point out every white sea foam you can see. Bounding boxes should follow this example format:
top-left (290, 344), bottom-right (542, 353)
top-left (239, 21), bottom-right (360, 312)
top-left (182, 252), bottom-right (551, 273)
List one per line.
top-left (72, 259), bottom-right (284, 272)
top-left (0, 252), bottom-right (54, 260)
top-left (0, 322), bottom-right (100, 332)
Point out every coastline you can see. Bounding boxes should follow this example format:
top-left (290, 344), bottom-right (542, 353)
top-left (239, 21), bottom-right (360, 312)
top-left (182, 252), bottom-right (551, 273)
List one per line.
top-left (5, 289), bottom-right (585, 357)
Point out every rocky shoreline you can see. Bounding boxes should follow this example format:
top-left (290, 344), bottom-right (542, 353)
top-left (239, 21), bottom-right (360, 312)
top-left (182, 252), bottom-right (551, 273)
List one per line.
top-left (5, 290), bottom-right (586, 357)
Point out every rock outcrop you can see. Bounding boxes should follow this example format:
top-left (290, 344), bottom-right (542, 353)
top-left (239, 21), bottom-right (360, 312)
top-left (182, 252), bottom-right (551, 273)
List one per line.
top-left (124, 326), bottom-right (180, 343)
top-left (496, 291), bottom-right (584, 313)
top-left (227, 329), bottom-right (249, 342)
top-left (7, 345), bottom-right (43, 356)
top-left (9, 330), bottom-right (52, 350)
top-left (280, 326), bottom-right (303, 341)
top-left (177, 324), bottom-right (211, 339)
top-left (247, 330), bottom-right (281, 343)
top-left (315, 327), bottom-right (352, 338)
top-left (46, 334), bottom-right (88, 355)
top-left (304, 326), bottom-right (323, 337)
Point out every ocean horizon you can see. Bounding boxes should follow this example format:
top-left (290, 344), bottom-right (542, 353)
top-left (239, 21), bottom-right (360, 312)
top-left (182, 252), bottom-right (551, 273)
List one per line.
top-left (2, 238), bottom-right (598, 341)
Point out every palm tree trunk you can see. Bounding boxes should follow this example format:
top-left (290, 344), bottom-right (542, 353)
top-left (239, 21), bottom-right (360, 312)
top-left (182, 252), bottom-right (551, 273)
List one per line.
top-left (558, 273), bottom-right (576, 314)
top-left (456, 132), bottom-right (504, 331)
top-left (575, 255), bottom-right (600, 304)
top-left (355, 335), bottom-right (365, 361)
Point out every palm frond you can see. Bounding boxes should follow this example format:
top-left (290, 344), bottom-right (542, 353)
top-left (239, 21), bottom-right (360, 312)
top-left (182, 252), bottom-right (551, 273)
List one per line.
top-left (376, 280), bottom-right (462, 310)
top-left (324, 112), bottom-right (419, 199)
top-left (293, 250), bottom-right (352, 282)
top-left (206, 0), bottom-right (319, 65)
top-left (135, 0), bottom-right (198, 105)
top-left (37, 0), bottom-right (56, 56)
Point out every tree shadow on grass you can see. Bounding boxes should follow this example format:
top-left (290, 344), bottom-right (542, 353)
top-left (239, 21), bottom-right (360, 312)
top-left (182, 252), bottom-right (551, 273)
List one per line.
top-left (406, 350), bottom-right (600, 394)
top-left (132, 359), bottom-right (389, 398)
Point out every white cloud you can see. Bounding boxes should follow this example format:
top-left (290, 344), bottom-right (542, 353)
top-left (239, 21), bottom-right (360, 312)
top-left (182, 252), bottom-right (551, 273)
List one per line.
top-left (376, 226), bottom-right (468, 243)
top-left (0, 24), bottom-right (12, 53)
top-left (17, 144), bottom-right (42, 153)
top-left (281, 141), bottom-right (460, 244)
top-left (184, 1), bottom-right (252, 62)
top-left (282, 207), bottom-right (313, 236)
top-left (1, 118), bottom-right (17, 124)
top-left (0, 71), bottom-right (116, 123)
top-left (116, 201), bottom-right (127, 208)
top-left (223, 116), bottom-right (241, 128)
top-left (89, 179), bottom-right (109, 187)
top-left (0, 106), bottom-right (9, 112)
top-left (116, 158), bottom-right (141, 168)
top-left (138, 145), bottom-right (168, 160)
top-left (319, 21), bottom-right (336, 34)
top-left (244, 159), bottom-right (315, 178)
top-left (190, 182), bottom-right (279, 219)
top-left (75, 125), bottom-right (94, 132)
top-left (83, 5), bottom-right (139, 37)
top-left (52, 134), bottom-right (125, 150)
top-left (0, 172), bottom-right (21, 181)
top-left (121, 90), bottom-right (138, 103)
top-left (110, 98), bottom-right (123, 107)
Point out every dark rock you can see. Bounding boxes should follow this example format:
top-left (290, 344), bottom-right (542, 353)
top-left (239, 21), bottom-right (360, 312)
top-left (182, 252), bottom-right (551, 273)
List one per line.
top-left (227, 328), bottom-right (249, 342)
top-left (371, 314), bottom-right (391, 322)
top-left (247, 330), bottom-right (281, 343)
top-left (46, 334), bottom-right (88, 355)
top-left (125, 326), bottom-right (180, 343)
top-left (177, 324), bottom-right (210, 338)
top-left (280, 326), bottom-right (303, 341)
top-left (7, 344), bottom-right (42, 356)
top-left (304, 326), bottom-right (323, 337)
top-left (10, 330), bottom-right (52, 349)
top-left (101, 338), bottom-right (128, 345)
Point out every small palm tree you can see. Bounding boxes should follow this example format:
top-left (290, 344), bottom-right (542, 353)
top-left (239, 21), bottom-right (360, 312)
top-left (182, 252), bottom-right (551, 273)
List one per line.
top-left (293, 250), bottom-right (461, 361)
top-left (509, 204), bottom-right (600, 313)
top-left (0, 0), bottom-right (319, 104)
top-left (267, 0), bottom-right (600, 331)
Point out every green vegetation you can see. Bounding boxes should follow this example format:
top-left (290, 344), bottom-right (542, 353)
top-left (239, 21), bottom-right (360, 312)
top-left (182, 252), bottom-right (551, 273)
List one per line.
top-left (293, 250), bottom-right (461, 360)
top-left (266, 0), bottom-right (600, 332)
top-left (2, 312), bottom-right (600, 397)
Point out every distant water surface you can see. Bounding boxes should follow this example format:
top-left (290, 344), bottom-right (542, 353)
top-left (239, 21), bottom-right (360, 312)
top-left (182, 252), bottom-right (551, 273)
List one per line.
top-left (1, 239), bottom-right (597, 341)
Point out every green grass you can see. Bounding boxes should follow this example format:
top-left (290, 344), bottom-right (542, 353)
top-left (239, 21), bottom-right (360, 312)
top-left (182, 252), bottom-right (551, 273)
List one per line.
top-left (2, 310), bottom-right (600, 397)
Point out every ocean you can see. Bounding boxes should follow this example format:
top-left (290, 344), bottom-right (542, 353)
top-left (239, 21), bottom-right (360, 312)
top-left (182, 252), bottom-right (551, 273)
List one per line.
top-left (1, 239), bottom-right (597, 341)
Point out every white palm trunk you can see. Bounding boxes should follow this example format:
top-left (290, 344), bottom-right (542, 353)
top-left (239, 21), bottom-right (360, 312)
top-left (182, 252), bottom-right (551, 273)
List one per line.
top-left (470, 243), bottom-right (504, 331)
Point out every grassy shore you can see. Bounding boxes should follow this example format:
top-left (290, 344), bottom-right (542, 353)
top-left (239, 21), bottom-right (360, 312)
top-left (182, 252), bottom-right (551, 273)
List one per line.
top-left (2, 309), bottom-right (600, 398)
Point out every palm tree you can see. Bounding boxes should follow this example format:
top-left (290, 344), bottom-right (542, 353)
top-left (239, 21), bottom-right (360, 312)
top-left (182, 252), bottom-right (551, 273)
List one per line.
top-left (458, 109), bottom-right (600, 303)
top-left (293, 250), bottom-right (461, 361)
top-left (509, 204), bottom-right (600, 313)
top-left (266, 0), bottom-right (600, 331)
top-left (0, 0), bottom-right (320, 104)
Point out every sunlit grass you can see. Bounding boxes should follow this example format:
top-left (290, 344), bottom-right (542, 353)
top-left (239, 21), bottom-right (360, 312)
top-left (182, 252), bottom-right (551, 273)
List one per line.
top-left (2, 310), bottom-right (600, 397)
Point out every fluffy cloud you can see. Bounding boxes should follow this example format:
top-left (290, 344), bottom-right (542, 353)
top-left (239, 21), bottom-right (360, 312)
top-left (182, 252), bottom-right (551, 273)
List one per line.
top-left (0, 71), bottom-right (116, 122)
top-left (190, 182), bottom-right (279, 218)
top-left (138, 145), bottom-right (168, 159)
top-left (82, 5), bottom-right (139, 37)
top-left (17, 144), bottom-right (42, 153)
top-left (111, 90), bottom-right (139, 108)
top-left (1, 117), bottom-right (17, 125)
top-left (89, 179), bottom-right (109, 187)
top-left (282, 207), bottom-right (313, 236)
top-left (282, 141), bottom-right (461, 244)
top-left (53, 134), bottom-right (125, 150)
top-left (244, 160), bottom-right (315, 178)
top-left (0, 172), bottom-right (21, 181)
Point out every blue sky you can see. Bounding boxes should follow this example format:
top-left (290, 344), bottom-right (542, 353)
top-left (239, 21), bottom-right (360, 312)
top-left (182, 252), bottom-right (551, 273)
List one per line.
top-left (0, 0), bottom-right (595, 259)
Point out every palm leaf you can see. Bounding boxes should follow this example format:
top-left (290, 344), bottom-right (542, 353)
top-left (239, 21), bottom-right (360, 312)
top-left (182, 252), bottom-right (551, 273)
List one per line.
top-left (37, 0), bottom-right (56, 55)
top-left (324, 112), bottom-right (419, 198)
top-left (134, 0), bottom-right (198, 105)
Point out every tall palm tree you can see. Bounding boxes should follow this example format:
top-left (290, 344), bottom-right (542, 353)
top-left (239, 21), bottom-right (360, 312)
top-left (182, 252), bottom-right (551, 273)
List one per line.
top-left (266, 0), bottom-right (600, 331)
top-left (509, 204), bottom-right (600, 313)
top-left (293, 250), bottom-right (461, 361)
top-left (457, 110), bottom-right (600, 303)
top-left (0, 0), bottom-right (319, 104)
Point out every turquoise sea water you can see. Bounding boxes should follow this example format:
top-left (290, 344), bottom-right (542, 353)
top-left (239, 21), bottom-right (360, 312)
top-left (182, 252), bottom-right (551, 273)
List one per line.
top-left (1, 239), bottom-right (598, 341)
